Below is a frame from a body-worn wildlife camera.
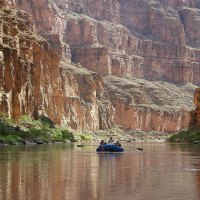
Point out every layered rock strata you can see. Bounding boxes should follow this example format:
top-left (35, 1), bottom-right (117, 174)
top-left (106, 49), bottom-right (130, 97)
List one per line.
top-left (1, 0), bottom-right (199, 132)
top-left (14, 0), bottom-right (200, 85)
top-left (105, 76), bottom-right (195, 132)
top-left (0, 7), bottom-right (113, 131)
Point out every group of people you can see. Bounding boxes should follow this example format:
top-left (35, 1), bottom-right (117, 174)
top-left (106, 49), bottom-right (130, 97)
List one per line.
top-left (100, 137), bottom-right (121, 147)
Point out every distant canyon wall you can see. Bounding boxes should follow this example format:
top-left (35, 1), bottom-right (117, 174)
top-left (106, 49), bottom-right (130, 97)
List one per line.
top-left (14, 0), bottom-right (200, 85)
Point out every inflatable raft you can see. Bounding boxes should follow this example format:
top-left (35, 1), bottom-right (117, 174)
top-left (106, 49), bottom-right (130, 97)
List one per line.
top-left (96, 143), bottom-right (124, 152)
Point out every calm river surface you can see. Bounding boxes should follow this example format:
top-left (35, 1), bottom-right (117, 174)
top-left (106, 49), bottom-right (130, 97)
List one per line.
top-left (0, 142), bottom-right (200, 200)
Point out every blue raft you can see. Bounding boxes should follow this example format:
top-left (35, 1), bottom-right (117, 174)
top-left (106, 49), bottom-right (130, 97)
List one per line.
top-left (96, 143), bottom-right (124, 152)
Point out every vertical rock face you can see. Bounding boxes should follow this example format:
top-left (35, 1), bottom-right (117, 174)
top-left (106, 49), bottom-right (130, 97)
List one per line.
top-left (119, 0), bottom-right (185, 45)
top-left (14, 0), bottom-right (200, 85)
top-left (179, 8), bottom-right (200, 48)
top-left (1, 0), bottom-right (200, 132)
top-left (155, 0), bottom-right (200, 9)
top-left (0, 7), bottom-right (114, 131)
top-left (104, 76), bottom-right (194, 132)
top-left (62, 0), bottom-right (121, 23)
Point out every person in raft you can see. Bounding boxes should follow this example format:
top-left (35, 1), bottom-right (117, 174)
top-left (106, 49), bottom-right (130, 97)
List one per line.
top-left (108, 137), bottom-right (114, 143)
top-left (100, 140), bottom-right (106, 145)
top-left (115, 140), bottom-right (122, 147)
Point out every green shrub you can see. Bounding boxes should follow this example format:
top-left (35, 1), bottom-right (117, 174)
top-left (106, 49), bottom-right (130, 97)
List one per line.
top-left (19, 115), bottom-right (32, 123)
top-left (17, 130), bottom-right (30, 139)
top-left (28, 127), bottom-right (51, 140)
top-left (40, 121), bottom-right (51, 132)
top-left (28, 128), bottom-right (42, 138)
top-left (1, 135), bottom-right (22, 144)
top-left (79, 133), bottom-right (93, 141)
top-left (0, 113), bottom-right (14, 124)
top-left (31, 120), bottom-right (42, 128)
top-left (0, 122), bottom-right (10, 136)
top-left (61, 129), bottom-right (76, 141)
top-left (0, 114), bottom-right (94, 144)
top-left (52, 128), bottom-right (63, 142)
top-left (168, 128), bottom-right (200, 142)
top-left (0, 135), bottom-right (5, 142)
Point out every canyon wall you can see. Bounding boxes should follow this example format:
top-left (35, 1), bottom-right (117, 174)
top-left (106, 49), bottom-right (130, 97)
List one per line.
top-left (14, 0), bottom-right (200, 85)
top-left (0, 6), bottom-right (113, 131)
top-left (0, 0), bottom-right (199, 132)
top-left (104, 76), bottom-right (194, 132)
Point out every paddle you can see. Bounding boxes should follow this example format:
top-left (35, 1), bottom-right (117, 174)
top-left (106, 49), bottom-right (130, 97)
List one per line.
top-left (136, 148), bottom-right (143, 151)
top-left (123, 146), bottom-right (143, 151)
top-left (77, 144), bottom-right (143, 150)
top-left (77, 144), bottom-right (98, 147)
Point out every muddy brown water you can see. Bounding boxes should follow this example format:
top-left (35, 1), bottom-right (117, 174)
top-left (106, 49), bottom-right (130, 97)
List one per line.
top-left (0, 143), bottom-right (200, 200)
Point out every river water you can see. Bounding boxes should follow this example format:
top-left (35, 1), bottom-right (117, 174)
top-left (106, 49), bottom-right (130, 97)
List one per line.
top-left (0, 142), bottom-right (200, 200)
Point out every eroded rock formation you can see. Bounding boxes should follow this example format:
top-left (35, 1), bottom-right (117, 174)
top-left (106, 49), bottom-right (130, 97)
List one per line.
top-left (0, 6), bottom-right (113, 131)
top-left (14, 0), bottom-right (200, 85)
top-left (0, 0), bottom-right (200, 132)
top-left (105, 76), bottom-right (195, 132)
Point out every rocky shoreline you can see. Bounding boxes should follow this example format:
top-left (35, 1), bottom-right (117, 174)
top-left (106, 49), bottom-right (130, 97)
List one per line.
top-left (0, 114), bottom-right (174, 146)
top-left (0, 120), bottom-right (173, 146)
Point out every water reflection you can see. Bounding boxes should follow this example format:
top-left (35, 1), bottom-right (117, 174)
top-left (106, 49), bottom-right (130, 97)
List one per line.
top-left (0, 143), bottom-right (200, 200)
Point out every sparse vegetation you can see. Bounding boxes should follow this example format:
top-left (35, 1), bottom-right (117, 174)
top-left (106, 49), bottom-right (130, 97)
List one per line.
top-left (0, 121), bottom-right (10, 136)
top-left (168, 128), bottom-right (200, 143)
top-left (0, 113), bottom-right (93, 145)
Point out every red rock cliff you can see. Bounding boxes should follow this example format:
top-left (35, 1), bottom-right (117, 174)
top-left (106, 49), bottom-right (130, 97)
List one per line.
top-left (0, 5), bottom-right (114, 131)
top-left (14, 0), bottom-right (200, 85)
top-left (0, 0), bottom-right (199, 132)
